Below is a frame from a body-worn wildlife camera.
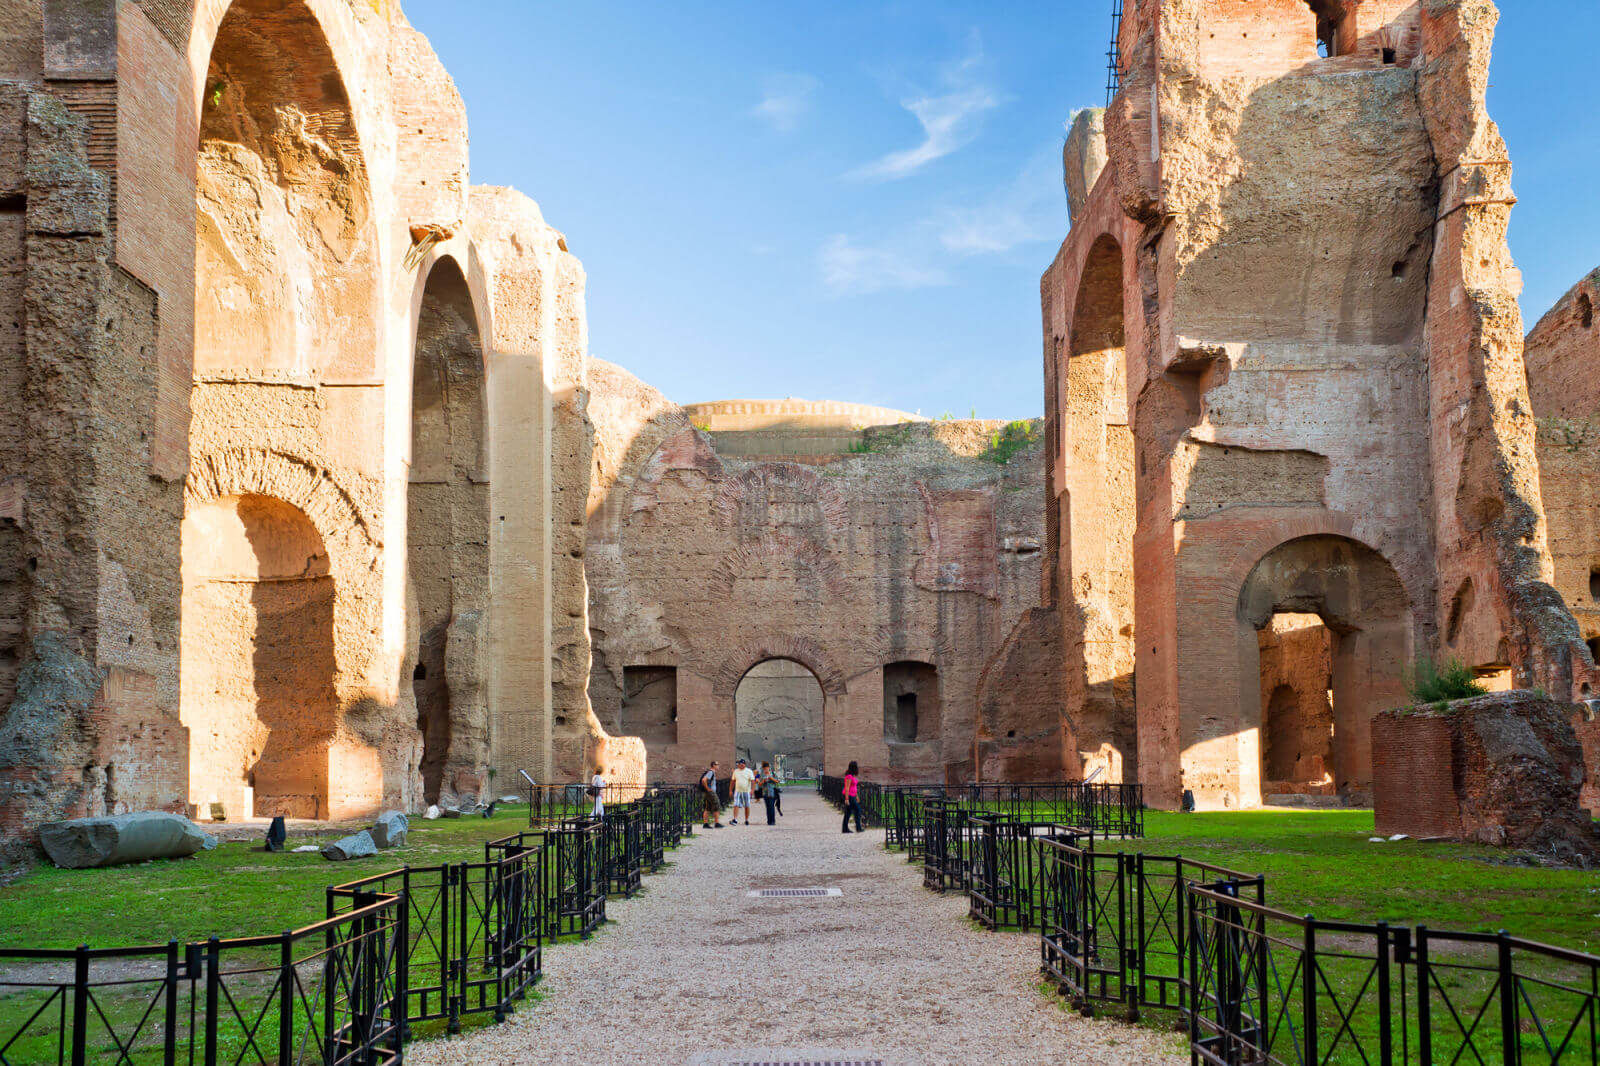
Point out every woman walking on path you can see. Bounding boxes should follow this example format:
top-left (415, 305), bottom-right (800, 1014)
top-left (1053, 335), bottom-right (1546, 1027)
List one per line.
top-left (759, 762), bottom-right (779, 825)
top-left (840, 760), bottom-right (863, 834)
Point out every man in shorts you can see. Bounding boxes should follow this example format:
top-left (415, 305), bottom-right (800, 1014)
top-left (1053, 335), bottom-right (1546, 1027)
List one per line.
top-left (700, 761), bottom-right (723, 829)
top-left (730, 758), bottom-right (756, 826)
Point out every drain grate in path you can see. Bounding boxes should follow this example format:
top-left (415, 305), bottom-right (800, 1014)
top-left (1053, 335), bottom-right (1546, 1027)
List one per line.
top-left (745, 887), bottom-right (842, 898)
top-left (722, 1060), bottom-right (882, 1066)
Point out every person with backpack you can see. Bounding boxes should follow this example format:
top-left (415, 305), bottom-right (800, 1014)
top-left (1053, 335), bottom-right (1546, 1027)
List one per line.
top-left (589, 766), bottom-right (607, 818)
top-left (758, 761), bottom-right (780, 826)
top-left (840, 760), bottom-right (863, 834)
top-left (700, 761), bottom-right (723, 829)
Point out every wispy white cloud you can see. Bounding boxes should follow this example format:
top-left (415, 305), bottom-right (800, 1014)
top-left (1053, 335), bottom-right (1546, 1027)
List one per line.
top-left (818, 234), bottom-right (950, 296)
top-left (937, 148), bottom-right (1062, 255)
top-left (849, 39), bottom-right (1001, 181)
top-left (752, 73), bottom-right (818, 132)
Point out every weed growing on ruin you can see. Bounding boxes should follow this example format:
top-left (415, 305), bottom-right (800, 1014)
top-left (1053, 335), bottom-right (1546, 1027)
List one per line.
top-left (981, 420), bottom-right (1041, 465)
top-left (1405, 656), bottom-right (1487, 705)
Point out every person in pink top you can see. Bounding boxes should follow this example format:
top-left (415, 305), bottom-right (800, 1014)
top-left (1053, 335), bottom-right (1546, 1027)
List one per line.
top-left (840, 760), bottom-right (863, 834)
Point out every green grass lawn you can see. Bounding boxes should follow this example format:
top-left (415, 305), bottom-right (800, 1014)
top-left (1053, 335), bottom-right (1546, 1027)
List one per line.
top-left (1104, 809), bottom-right (1600, 953)
top-left (0, 807), bottom-right (540, 950)
top-left (0, 807), bottom-right (670, 1062)
top-left (909, 806), bottom-right (1600, 1063)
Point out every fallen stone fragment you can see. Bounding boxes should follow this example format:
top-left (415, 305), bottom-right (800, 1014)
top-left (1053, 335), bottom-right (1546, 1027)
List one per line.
top-left (441, 806), bottom-right (462, 819)
top-left (370, 811), bottom-right (408, 848)
top-left (40, 812), bottom-right (217, 869)
top-left (292, 845), bottom-right (320, 853)
top-left (425, 805), bottom-right (441, 820)
top-left (320, 830), bottom-right (377, 861)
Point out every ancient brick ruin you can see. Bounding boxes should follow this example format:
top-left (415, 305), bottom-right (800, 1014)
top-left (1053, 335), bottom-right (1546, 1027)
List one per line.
top-left (1, 0), bottom-right (1598, 862)
top-left (583, 370), bottom-right (1044, 784)
top-left (1036, 0), bottom-right (1600, 811)
top-left (0, 0), bottom-right (637, 852)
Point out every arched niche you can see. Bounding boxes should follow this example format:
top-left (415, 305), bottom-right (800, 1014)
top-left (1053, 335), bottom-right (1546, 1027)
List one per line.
top-left (194, 0), bottom-right (376, 379)
top-left (1061, 232), bottom-right (1137, 776)
top-left (180, 494), bottom-right (336, 818)
top-left (407, 256), bottom-right (489, 805)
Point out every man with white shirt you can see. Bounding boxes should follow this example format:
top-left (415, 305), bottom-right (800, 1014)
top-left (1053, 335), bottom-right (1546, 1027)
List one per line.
top-left (729, 758), bottom-right (756, 826)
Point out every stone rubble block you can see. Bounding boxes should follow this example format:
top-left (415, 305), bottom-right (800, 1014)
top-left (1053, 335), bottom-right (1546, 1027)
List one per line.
top-left (320, 829), bottom-right (378, 861)
top-left (369, 811), bottom-right (408, 849)
top-left (39, 812), bottom-right (217, 869)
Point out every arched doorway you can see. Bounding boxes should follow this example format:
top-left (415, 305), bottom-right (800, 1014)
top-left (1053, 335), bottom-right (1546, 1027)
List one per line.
top-left (734, 659), bottom-right (823, 777)
top-left (1237, 535), bottom-right (1411, 804)
top-left (408, 258), bottom-right (489, 805)
top-left (180, 495), bottom-right (336, 818)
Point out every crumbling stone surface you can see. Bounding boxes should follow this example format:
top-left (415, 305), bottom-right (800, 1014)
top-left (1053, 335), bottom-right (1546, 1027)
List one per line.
top-left (1373, 692), bottom-right (1600, 866)
top-left (0, 0), bottom-right (612, 860)
top-left (1524, 267), bottom-right (1600, 809)
top-left (40, 811), bottom-right (215, 869)
top-left (585, 366), bottom-right (1046, 783)
top-left (1037, 0), bottom-right (1598, 810)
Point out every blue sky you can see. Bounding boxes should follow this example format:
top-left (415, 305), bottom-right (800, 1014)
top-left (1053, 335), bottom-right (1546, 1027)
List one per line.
top-left (405, 1), bottom-right (1600, 420)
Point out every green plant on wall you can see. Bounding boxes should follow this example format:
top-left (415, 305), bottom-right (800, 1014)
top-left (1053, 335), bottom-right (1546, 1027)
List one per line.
top-left (981, 420), bottom-right (1041, 465)
top-left (1405, 656), bottom-right (1487, 707)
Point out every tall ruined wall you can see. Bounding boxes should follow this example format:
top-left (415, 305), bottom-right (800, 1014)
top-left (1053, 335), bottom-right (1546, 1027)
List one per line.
top-left (1525, 269), bottom-right (1600, 809)
top-left (0, 88), bottom-right (185, 850)
top-left (0, 0), bottom-right (595, 852)
top-left (1526, 270), bottom-right (1600, 671)
top-left (1041, 0), bottom-right (1591, 810)
top-left (586, 371), bottom-right (1044, 783)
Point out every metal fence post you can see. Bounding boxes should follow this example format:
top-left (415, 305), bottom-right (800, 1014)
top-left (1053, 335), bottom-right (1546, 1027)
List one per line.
top-left (1417, 925), bottom-right (1433, 1066)
top-left (70, 945), bottom-right (88, 1066)
top-left (204, 937), bottom-right (220, 1066)
top-left (1498, 931), bottom-right (1517, 1065)
top-left (278, 932), bottom-right (294, 1065)
top-left (1375, 921), bottom-right (1392, 1064)
top-left (163, 940), bottom-right (179, 1066)
top-left (1304, 916), bottom-right (1318, 1066)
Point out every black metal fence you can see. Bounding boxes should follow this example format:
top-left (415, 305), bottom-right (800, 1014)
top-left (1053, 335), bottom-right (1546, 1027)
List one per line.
top-left (0, 892), bottom-right (405, 1065)
top-left (818, 778), bottom-right (1145, 840)
top-left (1186, 884), bottom-right (1600, 1065)
top-left (0, 788), bottom-right (698, 1064)
top-left (821, 776), bottom-right (1600, 1063)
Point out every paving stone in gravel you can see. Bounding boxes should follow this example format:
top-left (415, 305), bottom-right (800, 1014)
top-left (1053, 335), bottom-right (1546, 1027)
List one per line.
top-left (409, 793), bottom-right (1185, 1066)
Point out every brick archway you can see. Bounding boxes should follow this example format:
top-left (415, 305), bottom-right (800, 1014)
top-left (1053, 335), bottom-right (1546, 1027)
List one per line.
top-left (711, 636), bottom-right (848, 698)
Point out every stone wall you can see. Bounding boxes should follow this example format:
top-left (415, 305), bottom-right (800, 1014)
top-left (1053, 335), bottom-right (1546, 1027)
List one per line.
top-left (1037, 0), bottom-right (1598, 810)
top-left (1524, 268), bottom-right (1600, 811)
top-left (586, 368), bottom-right (1045, 783)
top-left (0, 0), bottom-right (605, 858)
top-left (1373, 693), bottom-right (1598, 865)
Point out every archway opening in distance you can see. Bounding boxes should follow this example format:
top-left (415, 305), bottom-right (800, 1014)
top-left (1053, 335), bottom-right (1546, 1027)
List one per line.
top-left (1237, 535), bottom-right (1411, 805)
top-left (734, 659), bottom-right (823, 778)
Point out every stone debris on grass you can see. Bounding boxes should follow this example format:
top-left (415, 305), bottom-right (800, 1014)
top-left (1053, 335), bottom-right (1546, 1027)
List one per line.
top-left (40, 812), bottom-right (217, 869)
top-left (320, 830), bottom-right (377, 861)
top-left (370, 811), bottom-right (408, 849)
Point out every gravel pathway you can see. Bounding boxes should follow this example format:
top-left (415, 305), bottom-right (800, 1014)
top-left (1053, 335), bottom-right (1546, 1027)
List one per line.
top-left (409, 792), bottom-right (1183, 1066)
